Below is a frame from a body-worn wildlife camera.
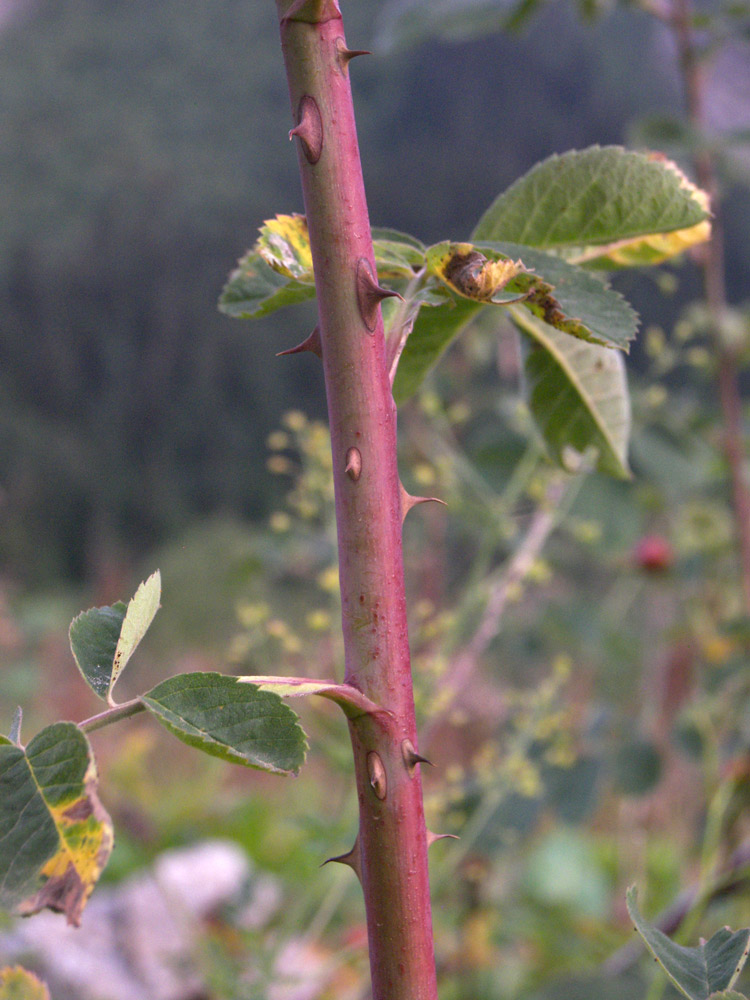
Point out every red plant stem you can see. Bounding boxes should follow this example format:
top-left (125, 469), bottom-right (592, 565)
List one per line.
top-left (274, 3), bottom-right (437, 998)
top-left (671, 0), bottom-right (750, 615)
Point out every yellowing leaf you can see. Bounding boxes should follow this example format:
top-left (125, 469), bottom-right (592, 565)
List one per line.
top-left (0, 723), bottom-right (113, 927)
top-left (257, 213), bottom-right (315, 281)
top-left (427, 242), bottom-right (529, 302)
top-left (0, 967), bottom-right (51, 1000)
top-left (569, 155), bottom-right (711, 267)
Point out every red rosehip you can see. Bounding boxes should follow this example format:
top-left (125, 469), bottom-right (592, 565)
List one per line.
top-left (633, 534), bottom-right (674, 572)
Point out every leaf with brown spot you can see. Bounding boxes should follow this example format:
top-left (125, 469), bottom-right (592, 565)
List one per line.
top-left (0, 723), bottom-right (113, 926)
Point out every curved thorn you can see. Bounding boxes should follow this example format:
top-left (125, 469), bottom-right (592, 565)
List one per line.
top-left (322, 836), bottom-right (362, 880)
top-left (402, 738), bottom-right (433, 773)
top-left (356, 258), bottom-right (403, 333)
top-left (276, 325), bottom-right (323, 358)
top-left (400, 482), bottom-right (447, 522)
top-left (426, 830), bottom-right (460, 848)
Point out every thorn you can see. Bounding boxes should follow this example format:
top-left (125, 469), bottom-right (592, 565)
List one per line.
top-left (336, 37), bottom-right (371, 71)
top-left (400, 482), bottom-right (447, 522)
top-left (426, 830), bottom-right (459, 848)
top-left (345, 446), bottom-right (362, 481)
top-left (289, 95), bottom-right (323, 164)
top-left (276, 325), bottom-right (322, 358)
top-left (402, 738), bottom-right (433, 773)
top-left (367, 751), bottom-right (387, 800)
top-left (322, 836), bottom-right (361, 880)
top-left (356, 258), bottom-right (403, 333)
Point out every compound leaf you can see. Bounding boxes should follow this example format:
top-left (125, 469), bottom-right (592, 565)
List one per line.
top-left (0, 722), bottom-right (113, 927)
top-left (142, 672), bottom-right (307, 775)
top-left (627, 887), bottom-right (750, 1000)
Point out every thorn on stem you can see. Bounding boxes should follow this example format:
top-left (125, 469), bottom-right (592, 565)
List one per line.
top-left (399, 482), bottom-right (447, 522)
top-left (401, 738), bottom-right (433, 774)
top-left (276, 325), bottom-right (323, 358)
top-left (367, 751), bottom-right (387, 800)
top-left (426, 830), bottom-right (459, 848)
top-left (322, 836), bottom-right (362, 881)
top-left (356, 258), bottom-right (402, 333)
top-left (345, 447), bottom-right (362, 481)
top-left (336, 37), bottom-right (371, 72)
top-left (289, 95), bottom-right (323, 164)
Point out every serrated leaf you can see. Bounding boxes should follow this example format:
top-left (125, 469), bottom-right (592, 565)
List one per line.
top-left (708, 992), bottom-right (749, 1000)
top-left (142, 672), bottom-right (307, 775)
top-left (219, 249), bottom-right (316, 320)
top-left (0, 723), bottom-right (113, 927)
top-left (257, 214), bottom-right (314, 281)
top-left (69, 572), bottom-right (161, 704)
top-left (626, 887), bottom-right (750, 1000)
top-left (512, 306), bottom-right (631, 478)
top-left (0, 967), bottom-right (51, 1000)
top-left (427, 241), bottom-right (638, 349)
top-left (472, 146), bottom-right (710, 265)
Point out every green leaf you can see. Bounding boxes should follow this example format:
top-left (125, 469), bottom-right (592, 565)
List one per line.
top-left (69, 571), bottom-right (161, 704)
top-left (626, 887), bottom-right (750, 1000)
top-left (472, 146), bottom-right (710, 264)
top-left (219, 249), bottom-right (316, 320)
top-left (69, 602), bottom-right (127, 700)
top-left (0, 722), bottom-right (113, 927)
top-left (393, 291), bottom-right (482, 404)
top-left (511, 306), bottom-right (631, 478)
top-left (141, 672), bottom-right (307, 775)
top-left (0, 967), bottom-right (51, 1000)
top-left (372, 227), bottom-right (427, 277)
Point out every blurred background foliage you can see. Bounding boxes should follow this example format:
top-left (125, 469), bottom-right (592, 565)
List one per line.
top-left (2, 0), bottom-right (750, 998)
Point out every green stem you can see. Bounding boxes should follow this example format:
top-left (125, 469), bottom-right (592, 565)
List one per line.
top-left (274, 3), bottom-right (437, 998)
top-left (78, 697), bottom-right (145, 733)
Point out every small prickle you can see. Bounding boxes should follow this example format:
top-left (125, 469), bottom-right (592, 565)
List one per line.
top-left (356, 258), bottom-right (402, 333)
top-left (276, 325), bottom-right (323, 358)
top-left (401, 738), bottom-right (433, 773)
top-left (426, 830), bottom-right (459, 848)
top-left (345, 447), bottom-right (362, 481)
top-left (322, 836), bottom-right (361, 880)
top-left (289, 95), bottom-right (323, 164)
top-left (399, 483), bottom-right (447, 522)
top-left (336, 37), bottom-right (371, 71)
top-left (367, 751), bottom-right (387, 800)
